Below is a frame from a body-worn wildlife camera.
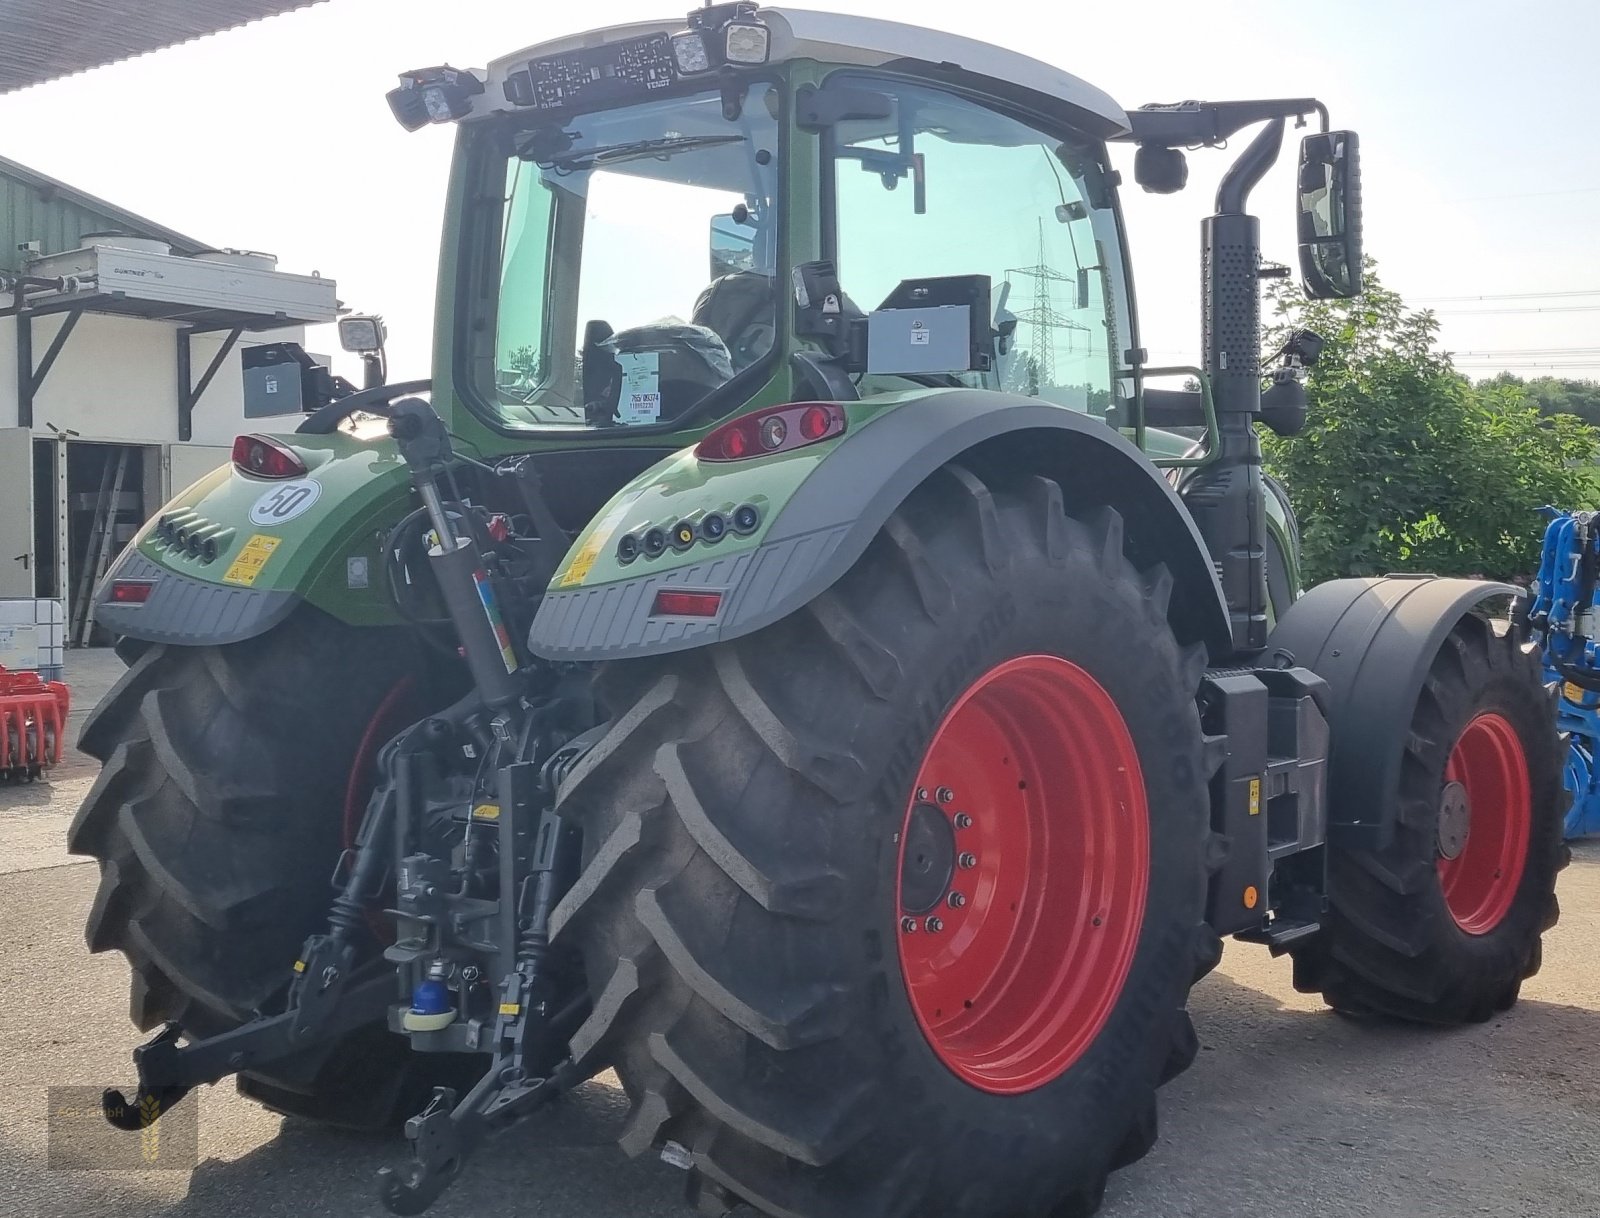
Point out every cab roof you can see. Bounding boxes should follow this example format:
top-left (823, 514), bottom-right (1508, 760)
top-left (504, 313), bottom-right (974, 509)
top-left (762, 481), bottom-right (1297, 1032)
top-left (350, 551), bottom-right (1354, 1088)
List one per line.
top-left (482, 8), bottom-right (1130, 136)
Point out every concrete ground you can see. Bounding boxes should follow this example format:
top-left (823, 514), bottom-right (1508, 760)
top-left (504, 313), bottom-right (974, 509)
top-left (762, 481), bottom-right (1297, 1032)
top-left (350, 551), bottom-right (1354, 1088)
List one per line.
top-left (2, 648), bottom-right (1598, 1217)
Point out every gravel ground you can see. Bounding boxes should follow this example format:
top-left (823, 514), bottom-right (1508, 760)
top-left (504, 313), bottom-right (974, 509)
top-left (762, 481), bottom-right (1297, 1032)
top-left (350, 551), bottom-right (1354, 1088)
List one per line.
top-left (2, 649), bottom-right (1597, 1218)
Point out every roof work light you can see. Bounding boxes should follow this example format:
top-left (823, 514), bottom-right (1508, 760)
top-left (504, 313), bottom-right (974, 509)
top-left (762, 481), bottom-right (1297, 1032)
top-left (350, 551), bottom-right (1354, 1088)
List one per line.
top-left (387, 66), bottom-right (485, 132)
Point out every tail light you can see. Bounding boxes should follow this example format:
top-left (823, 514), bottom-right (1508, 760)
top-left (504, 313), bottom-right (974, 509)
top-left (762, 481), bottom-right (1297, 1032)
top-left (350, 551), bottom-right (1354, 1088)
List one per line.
top-left (696, 403), bottom-right (846, 462)
top-left (109, 580), bottom-right (156, 604)
top-left (233, 434), bottom-right (308, 479)
top-left (650, 589), bottom-right (723, 618)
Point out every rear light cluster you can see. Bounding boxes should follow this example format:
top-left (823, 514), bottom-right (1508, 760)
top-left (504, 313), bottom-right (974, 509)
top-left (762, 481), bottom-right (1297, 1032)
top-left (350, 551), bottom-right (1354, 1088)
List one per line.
top-left (232, 434), bottom-right (308, 479)
top-left (616, 503), bottom-right (760, 565)
top-left (109, 580), bottom-right (156, 604)
top-left (650, 589), bottom-right (723, 618)
top-left (695, 402), bottom-right (846, 462)
top-left (152, 512), bottom-right (235, 564)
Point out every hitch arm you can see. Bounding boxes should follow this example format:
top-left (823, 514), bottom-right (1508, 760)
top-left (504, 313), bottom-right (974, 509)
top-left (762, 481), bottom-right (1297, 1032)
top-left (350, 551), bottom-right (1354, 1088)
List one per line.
top-left (101, 945), bottom-right (392, 1130)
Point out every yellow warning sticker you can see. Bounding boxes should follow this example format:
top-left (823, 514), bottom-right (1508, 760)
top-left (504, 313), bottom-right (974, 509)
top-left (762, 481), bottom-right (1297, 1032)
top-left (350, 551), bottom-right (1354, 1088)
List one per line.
top-left (498, 1002), bottom-right (521, 1017)
top-left (1565, 681), bottom-right (1586, 704)
top-left (558, 543), bottom-right (601, 589)
top-left (556, 490), bottom-right (645, 588)
top-left (471, 804), bottom-right (500, 821)
top-left (293, 959), bottom-right (306, 973)
top-left (222, 534), bottom-right (282, 586)
top-left (1248, 776), bottom-right (1261, 816)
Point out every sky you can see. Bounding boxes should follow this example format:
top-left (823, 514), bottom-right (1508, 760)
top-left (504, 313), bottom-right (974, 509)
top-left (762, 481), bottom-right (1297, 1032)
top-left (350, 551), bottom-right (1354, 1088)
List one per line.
top-left (1, 0), bottom-right (1597, 384)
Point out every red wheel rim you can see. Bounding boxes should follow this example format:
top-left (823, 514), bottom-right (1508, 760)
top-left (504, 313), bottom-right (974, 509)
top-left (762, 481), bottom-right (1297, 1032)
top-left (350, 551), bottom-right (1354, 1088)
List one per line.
top-left (1436, 712), bottom-right (1530, 935)
top-left (895, 655), bottom-right (1149, 1094)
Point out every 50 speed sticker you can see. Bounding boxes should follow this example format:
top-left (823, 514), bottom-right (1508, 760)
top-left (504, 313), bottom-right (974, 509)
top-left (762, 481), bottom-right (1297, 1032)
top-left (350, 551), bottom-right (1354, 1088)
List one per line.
top-left (249, 479), bottom-right (322, 526)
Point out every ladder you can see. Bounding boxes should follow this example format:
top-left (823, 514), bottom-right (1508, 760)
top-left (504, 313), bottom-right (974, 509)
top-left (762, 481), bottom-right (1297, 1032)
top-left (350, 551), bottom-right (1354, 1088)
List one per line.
top-left (71, 447), bottom-right (128, 647)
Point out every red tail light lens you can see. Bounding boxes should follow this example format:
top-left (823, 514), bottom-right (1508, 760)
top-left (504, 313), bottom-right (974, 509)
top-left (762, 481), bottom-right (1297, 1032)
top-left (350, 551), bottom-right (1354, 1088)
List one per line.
top-left (109, 580), bottom-right (156, 604)
top-left (233, 434), bottom-right (308, 479)
top-left (650, 589), bottom-right (724, 618)
top-left (696, 403), bottom-right (846, 462)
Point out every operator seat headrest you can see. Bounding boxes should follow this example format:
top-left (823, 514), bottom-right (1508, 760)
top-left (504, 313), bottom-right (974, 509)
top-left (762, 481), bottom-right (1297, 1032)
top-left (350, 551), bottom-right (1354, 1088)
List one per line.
top-left (692, 271), bottom-right (776, 373)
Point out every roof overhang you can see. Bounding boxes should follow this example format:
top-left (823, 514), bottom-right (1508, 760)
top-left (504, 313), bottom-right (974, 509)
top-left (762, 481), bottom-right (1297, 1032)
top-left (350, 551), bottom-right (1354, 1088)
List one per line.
top-left (0, 1), bottom-right (329, 95)
top-left (479, 7), bottom-right (1130, 136)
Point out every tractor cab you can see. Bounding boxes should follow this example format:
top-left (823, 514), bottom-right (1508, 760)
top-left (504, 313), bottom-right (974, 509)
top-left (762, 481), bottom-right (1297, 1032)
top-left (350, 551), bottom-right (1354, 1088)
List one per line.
top-left (395, 6), bottom-right (1147, 444)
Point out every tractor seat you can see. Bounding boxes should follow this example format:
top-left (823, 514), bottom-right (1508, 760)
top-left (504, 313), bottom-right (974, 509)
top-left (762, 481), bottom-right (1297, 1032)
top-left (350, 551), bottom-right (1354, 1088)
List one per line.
top-left (692, 271), bottom-right (776, 373)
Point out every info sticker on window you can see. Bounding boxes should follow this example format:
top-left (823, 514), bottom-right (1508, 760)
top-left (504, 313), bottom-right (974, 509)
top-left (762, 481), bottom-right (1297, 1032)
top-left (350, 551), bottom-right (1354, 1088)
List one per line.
top-left (617, 351), bottom-right (662, 425)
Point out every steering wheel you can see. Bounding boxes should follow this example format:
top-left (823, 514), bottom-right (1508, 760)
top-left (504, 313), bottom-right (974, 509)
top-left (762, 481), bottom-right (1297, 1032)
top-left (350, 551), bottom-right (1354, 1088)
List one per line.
top-left (295, 379), bottom-right (432, 435)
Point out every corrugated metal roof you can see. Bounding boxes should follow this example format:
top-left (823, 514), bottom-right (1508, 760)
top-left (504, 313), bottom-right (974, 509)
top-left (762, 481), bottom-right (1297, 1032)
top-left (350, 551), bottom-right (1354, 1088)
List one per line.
top-left (0, 153), bottom-right (206, 274)
top-left (0, 1), bottom-right (329, 95)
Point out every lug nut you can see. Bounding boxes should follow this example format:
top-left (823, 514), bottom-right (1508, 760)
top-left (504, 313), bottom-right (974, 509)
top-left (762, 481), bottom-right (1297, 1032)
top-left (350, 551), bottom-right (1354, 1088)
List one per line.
top-left (936, 786), bottom-right (955, 804)
top-left (947, 892), bottom-right (967, 908)
top-left (954, 813), bottom-right (973, 829)
top-left (958, 852), bottom-right (978, 869)
top-left (916, 787), bottom-right (929, 801)
top-left (901, 917), bottom-right (919, 933)
top-left (926, 916), bottom-right (944, 933)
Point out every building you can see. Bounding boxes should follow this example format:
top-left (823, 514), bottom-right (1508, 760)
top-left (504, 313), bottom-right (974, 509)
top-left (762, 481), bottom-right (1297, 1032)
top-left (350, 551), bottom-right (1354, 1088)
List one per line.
top-left (0, 1), bottom-right (337, 642)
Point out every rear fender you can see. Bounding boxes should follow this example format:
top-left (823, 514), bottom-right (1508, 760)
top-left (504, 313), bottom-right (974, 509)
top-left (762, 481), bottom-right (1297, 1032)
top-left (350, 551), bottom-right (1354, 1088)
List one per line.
top-left (529, 389), bottom-right (1232, 660)
top-left (94, 428), bottom-right (413, 645)
top-left (1266, 575), bottom-right (1522, 850)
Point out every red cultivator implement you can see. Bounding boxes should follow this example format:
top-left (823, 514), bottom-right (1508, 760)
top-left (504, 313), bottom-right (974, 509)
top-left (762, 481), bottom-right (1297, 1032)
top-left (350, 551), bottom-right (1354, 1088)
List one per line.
top-left (0, 667), bottom-right (69, 780)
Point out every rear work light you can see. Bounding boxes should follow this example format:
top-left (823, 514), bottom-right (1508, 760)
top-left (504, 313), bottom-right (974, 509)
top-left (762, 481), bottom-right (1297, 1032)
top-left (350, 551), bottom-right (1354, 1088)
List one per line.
top-left (696, 402), bottom-right (846, 462)
top-left (109, 580), bottom-right (156, 604)
top-left (233, 434), bottom-right (308, 479)
top-left (650, 589), bottom-right (723, 618)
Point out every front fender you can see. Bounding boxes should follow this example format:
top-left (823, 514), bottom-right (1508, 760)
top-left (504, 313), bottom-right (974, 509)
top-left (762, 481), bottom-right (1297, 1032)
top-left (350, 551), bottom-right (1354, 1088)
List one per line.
top-left (529, 390), bottom-right (1232, 660)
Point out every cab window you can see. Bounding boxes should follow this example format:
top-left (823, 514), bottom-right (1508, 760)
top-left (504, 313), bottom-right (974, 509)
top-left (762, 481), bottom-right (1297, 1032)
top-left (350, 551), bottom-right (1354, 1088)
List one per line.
top-left (827, 78), bottom-right (1132, 418)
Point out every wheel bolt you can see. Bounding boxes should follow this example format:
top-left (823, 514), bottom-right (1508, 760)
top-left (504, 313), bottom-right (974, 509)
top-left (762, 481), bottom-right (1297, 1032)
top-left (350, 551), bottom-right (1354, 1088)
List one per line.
top-left (936, 786), bottom-right (955, 804)
top-left (926, 916), bottom-right (944, 933)
top-left (947, 892), bottom-right (966, 908)
top-left (954, 813), bottom-right (973, 829)
top-left (916, 787), bottom-right (929, 801)
top-left (958, 852), bottom-right (977, 869)
top-left (901, 917), bottom-right (919, 933)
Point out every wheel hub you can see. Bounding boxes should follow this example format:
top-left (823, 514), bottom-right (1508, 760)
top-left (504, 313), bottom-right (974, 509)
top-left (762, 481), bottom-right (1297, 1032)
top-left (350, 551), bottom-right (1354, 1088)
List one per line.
top-left (1437, 780), bottom-right (1471, 860)
top-left (899, 801), bottom-right (957, 915)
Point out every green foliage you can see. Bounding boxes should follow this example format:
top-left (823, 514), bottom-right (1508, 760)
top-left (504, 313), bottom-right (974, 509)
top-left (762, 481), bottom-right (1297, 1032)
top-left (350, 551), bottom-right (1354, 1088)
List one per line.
top-left (1261, 265), bottom-right (1600, 584)
top-left (1478, 371), bottom-right (1600, 428)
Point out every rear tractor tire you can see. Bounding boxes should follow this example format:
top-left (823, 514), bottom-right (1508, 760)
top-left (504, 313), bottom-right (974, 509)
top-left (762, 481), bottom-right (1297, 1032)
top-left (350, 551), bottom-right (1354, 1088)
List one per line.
top-left (1291, 612), bottom-right (1566, 1022)
top-left (69, 609), bottom-right (479, 1128)
top-left (555, 467), bottom-right (1222, 1218)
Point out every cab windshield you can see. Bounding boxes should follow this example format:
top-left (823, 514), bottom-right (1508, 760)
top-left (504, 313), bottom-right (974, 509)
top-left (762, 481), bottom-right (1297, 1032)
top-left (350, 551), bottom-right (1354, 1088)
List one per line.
top-left (484, 83), bottom-right (780, 431)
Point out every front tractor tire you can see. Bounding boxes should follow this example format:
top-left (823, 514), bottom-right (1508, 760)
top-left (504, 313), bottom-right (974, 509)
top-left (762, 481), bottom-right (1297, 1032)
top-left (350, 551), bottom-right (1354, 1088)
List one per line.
top-left (68, 609), bottom-right (472, 1128)
top-left (555, 467), bottom-right (1221, 1218)
top-left (1291, 612), bottom-right (1566, 1022)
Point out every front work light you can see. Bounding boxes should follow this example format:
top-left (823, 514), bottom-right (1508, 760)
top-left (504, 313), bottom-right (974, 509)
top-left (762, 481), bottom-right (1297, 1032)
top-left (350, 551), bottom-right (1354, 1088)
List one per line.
top-left (671, 31), bottom-right (712, 74)
top-left (723, 21), bottom-right (771, 64)
top-left (387, 66), bottom-right (485, 132)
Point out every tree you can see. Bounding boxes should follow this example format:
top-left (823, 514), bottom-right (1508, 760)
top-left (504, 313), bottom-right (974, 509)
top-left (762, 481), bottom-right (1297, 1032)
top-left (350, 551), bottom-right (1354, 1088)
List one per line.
top-left (1260, 264), bottom-right (1599, 585)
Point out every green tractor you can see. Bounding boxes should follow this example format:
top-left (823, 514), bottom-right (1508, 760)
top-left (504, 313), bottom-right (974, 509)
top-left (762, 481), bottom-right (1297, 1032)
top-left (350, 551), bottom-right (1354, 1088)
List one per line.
top-left (77, 7), bottom-right (1564, 1216)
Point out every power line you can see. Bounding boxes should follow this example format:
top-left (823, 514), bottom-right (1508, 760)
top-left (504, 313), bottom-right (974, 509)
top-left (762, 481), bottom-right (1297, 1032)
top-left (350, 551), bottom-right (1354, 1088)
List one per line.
top-left (1435, 304), bottom-right (1600, 316)
top-left (1415, 289), bottom-right (1600, 303)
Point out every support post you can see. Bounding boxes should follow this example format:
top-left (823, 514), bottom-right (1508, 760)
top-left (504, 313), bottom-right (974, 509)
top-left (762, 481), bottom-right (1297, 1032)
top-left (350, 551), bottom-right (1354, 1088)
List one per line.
top-left (16, 312), bottom-right (31, 428)
top-left (177, 326), bottom-right (244, 442)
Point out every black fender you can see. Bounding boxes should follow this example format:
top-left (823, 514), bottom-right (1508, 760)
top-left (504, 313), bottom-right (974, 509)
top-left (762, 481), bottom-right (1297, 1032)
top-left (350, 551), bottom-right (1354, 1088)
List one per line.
top-left (529, 390), bottom-right (1232, 660)
top-left (1266, 575), bottom-right (1522, 850)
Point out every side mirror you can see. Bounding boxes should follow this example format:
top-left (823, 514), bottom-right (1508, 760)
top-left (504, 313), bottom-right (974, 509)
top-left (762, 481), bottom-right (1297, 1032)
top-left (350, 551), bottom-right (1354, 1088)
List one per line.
top-left (709, 212), bottom-right (756, 280)
top-left (1297, 130), bottom-right (1362, 299)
